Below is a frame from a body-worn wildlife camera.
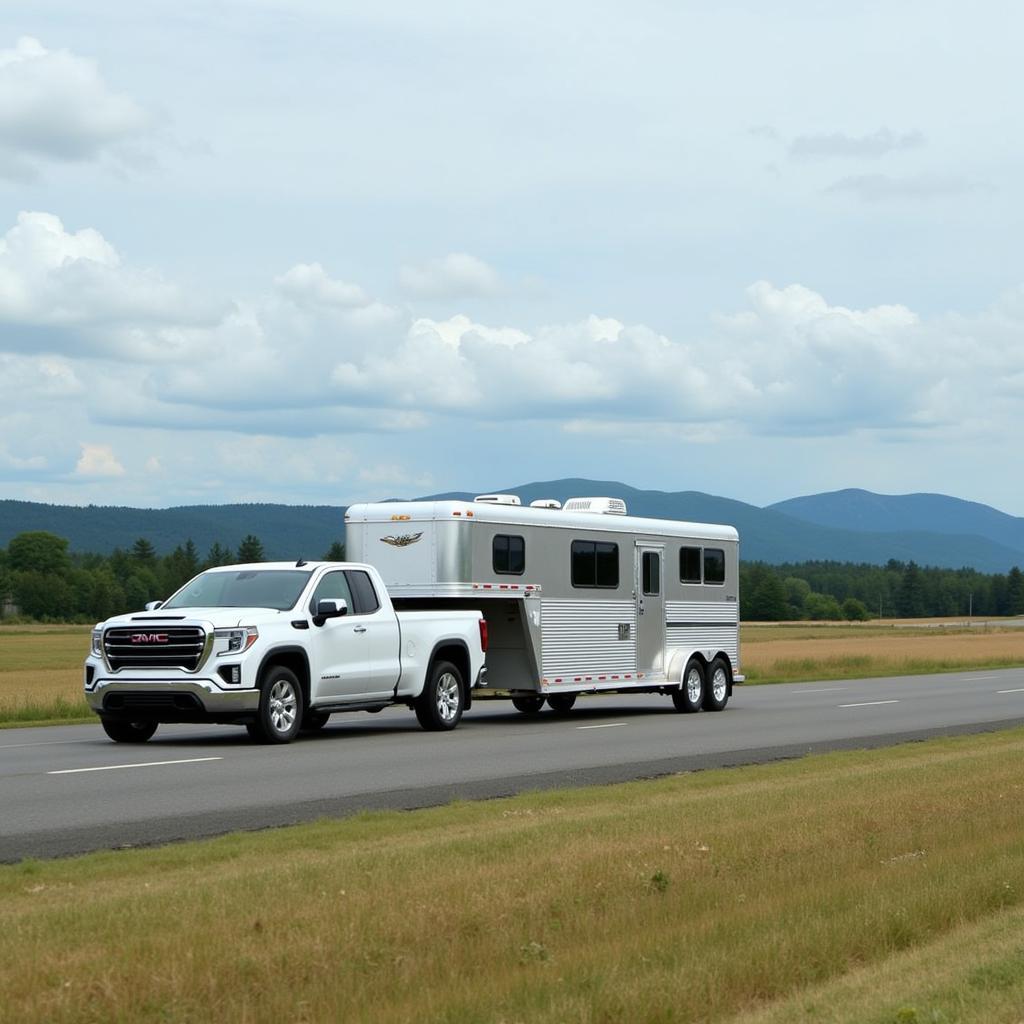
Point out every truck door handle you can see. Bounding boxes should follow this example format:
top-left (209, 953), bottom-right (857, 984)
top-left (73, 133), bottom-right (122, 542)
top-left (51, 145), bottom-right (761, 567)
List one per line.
top-left (353, 625), bottom-right (367, 634)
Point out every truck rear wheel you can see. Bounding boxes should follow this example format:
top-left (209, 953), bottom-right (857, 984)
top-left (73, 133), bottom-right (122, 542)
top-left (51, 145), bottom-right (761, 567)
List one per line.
top-left (512, 695), bottom-right (545, 714)
top-left (101, 718), bottom-right (158, 743)
top-left (247, 667), bottom-right (303, 744)
top-left (672, 659), bottom-right (704, 713)
top-left (415, 660), bottom-right (464, 731)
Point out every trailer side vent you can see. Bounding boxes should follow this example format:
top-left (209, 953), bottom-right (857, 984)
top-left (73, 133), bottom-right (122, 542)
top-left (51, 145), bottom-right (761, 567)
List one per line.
top-left (529, 499), bottom-right (562, 509)
top-left (563, 497), bottom-right (628, 516)
top-left (474, 494), bottom-right (522, 505)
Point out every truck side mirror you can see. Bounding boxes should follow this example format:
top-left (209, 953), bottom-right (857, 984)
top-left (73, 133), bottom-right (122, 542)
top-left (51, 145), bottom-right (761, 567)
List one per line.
top-left (145, 600), bottom-right (164, 611)
top-left (313, 598), bottom-right (348, 626)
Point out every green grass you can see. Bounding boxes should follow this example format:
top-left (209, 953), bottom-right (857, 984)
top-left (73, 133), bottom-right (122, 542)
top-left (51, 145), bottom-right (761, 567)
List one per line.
top-left (5, 728), bottom-right (1024, 1022)
top-left (744, 652), bottom-right (1024, 684)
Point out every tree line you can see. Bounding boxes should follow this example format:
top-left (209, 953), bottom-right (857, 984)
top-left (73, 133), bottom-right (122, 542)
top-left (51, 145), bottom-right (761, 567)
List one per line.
top-left (740, 559), bottom-right (1024, 621)
top-left (0, 531), bottom-right (345, 623)
top-left (1, 530), bottom-right (1023, 623)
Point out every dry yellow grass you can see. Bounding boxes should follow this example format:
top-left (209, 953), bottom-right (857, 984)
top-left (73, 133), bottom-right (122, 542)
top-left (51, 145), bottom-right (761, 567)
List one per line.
top-left (0, 627), bottom-right (90, 723)
top-left (4, 729), bottom-right (1024, 1022)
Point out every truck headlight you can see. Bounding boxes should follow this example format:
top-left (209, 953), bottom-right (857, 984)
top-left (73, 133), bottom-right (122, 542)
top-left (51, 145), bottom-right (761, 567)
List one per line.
top-left (91, 629), bottom-right (103, 657)
top-left (214, 627), bottom-right (258, 656)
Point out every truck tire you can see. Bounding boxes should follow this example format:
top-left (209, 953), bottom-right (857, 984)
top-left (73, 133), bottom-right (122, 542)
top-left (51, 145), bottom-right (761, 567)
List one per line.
top-left (703, 657), bottom-right (730, 712)
top-left (414, 660), bottom-right (464, 731)
top-left (100, 718), bottom-right (158, 743)
top-left (512, 695), bottom-right (545, 714)
top-left (547, 693), bottom-right (577, 714)
top-left (247, 666), bottom-right (303, 744)
top-left (671, 659), bottom-right (704, 713)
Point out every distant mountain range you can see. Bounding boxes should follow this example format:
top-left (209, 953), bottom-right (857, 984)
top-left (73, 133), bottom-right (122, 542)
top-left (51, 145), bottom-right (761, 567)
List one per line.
top-left (2, 480), bottom-right (1023, 573)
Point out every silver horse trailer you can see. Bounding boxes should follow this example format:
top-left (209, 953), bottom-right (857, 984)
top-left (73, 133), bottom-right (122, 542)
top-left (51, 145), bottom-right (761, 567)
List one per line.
top-left (344, 494), bottom-right (741, 715)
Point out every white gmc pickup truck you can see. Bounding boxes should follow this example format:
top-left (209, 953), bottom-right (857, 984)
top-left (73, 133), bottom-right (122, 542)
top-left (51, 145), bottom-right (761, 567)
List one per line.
top-left (84, 561), bottom-right (488, 744)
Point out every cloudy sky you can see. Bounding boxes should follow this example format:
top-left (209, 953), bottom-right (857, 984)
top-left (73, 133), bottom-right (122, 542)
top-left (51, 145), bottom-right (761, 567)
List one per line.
top-left (2, 1), bottom-right (1023, 514)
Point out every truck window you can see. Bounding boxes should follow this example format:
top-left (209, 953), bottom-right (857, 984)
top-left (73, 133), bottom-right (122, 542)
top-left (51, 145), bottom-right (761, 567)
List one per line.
top-left (308, 571), bottom-right (353, 615)
top-left (493, 534), bottom-right (525, 575)
top-left (704, 548), bottom-right (726, 584)
top-left (571, 540), bottom-right (619, 589)
top-left (346, 569), bottom-right (381, 613)
top-left (679, 546), bottom-right (701, 584)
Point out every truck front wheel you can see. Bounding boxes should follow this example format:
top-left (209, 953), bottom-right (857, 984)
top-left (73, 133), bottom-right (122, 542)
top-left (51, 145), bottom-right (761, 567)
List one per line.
top-left (414, 660), bottom-right (464, 731)
top-left (101, 718), bottom-right (158, 743)
top-left (247, 667), bottom-right (304, 744)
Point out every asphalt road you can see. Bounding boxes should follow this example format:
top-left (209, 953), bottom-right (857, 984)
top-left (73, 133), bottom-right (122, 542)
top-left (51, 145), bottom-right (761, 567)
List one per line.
top-left (3, 667), bottom-right (1024, 862)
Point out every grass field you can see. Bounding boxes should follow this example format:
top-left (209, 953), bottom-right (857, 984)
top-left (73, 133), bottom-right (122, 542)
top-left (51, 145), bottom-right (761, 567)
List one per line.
top-left (4, 728), bottom-right (1024, 1022)
top-left (2, 621), bottom-right (1024, 726)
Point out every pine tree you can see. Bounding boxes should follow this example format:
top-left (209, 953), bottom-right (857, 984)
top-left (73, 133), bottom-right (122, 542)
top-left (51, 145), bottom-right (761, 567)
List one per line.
top-left (1007, 566), bottom-right (1024, 616)
top-left (131, 537), bottom-right (157, 564)
top-left (236, 535), bottom-right (266, 563)
top-left (322, 540), bottom-right (346, 561)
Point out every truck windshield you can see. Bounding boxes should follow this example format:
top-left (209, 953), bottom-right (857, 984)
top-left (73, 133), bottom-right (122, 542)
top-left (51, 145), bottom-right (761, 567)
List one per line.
top-left (163, 569), bottom-right (313, 611)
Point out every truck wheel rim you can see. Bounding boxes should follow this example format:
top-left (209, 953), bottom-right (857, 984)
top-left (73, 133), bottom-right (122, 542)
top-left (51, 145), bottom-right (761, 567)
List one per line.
top-left (436, 672), bottom-right (460, 722)
top-left (712, 667), bottom-right (728, 702)
top-left (269, 679), bottom-right (297, 732)
top-left (686, 668), bottom-right (702, 704)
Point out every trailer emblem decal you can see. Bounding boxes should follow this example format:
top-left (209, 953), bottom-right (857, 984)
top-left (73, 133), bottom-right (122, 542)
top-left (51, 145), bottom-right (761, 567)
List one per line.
top-left (380, 532), bottom-right (424, 547)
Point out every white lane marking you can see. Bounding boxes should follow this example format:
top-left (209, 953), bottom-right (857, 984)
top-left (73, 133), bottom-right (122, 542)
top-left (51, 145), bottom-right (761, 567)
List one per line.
top-left (965, 675), bottom-right (1000, 681)
top-left (839, 700), bottom-right (900, 709)
top-left (0, 738), bottom-right (97, 749)
top-left (577, 723), bottom-right (628, 731)
top-left (804, 688), bottom-right (846, 693)
top-left (49, 756), bottom-right (222, 775)
top-left (996, 688), bottom-right (1024, 694)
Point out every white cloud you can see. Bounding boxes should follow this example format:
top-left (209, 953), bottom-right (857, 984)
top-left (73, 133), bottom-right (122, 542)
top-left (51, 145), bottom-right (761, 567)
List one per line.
top-left (0, 37), bottom-right (152, 179)
top-left (275, 262), bottom-right (371, 309)
top-left (399, 253), bottom-right (500, 299)
top-left (789, 127), bottom-right (925, 159)
top-left (75, 442), bottom-right (125, 478)
top-left (0, 211), bottom-right (225, 355)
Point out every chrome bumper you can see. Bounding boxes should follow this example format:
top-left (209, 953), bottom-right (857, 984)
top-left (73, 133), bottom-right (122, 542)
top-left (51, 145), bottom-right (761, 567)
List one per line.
top-left (86, 676), bottom-right (260, 715)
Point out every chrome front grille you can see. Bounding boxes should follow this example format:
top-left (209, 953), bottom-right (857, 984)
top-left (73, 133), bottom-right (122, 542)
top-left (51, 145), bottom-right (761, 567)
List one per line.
top-left (103, 626), bottom-right (208, 672)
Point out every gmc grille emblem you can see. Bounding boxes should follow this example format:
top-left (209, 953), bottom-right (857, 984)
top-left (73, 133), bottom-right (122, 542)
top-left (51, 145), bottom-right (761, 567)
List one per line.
top-left (131, 633), bottom-right (169, 643)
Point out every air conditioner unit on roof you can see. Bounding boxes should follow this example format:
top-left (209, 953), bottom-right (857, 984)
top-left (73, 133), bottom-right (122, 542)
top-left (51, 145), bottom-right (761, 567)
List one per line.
top-left (529, 499), bottom-right (562, 509)
top-left (473, 494), bottom-right (522, 505)
top-left (563, 497), bottom-right (628, 515)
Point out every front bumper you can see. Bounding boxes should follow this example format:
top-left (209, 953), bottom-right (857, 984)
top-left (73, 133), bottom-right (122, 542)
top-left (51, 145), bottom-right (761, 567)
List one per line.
top-left (86, 675), bottom-right (260, 722)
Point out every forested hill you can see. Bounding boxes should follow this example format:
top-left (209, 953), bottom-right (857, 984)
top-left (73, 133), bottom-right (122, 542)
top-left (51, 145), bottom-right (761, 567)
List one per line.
top-left (0, 501), bottom-right (344, 561)
top-left (2, 480), bottom-right (1023, 571)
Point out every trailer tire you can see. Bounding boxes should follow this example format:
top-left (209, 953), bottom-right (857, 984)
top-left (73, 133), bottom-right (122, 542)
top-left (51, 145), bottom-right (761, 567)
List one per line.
top-left (512, 695), bottom-right (545, 714)
top-left (415, 660), bottom-right (464, 731)
top-left (547, 694), bottom-right (577, 714)
top-left (247, 666), bottom-right (303, 744)
top-left (101, 718), bottom-right (158, 743)
top-left (703, 658), bottom-right (730, 712)
top-left (672, 659), bottom-right (704, 713)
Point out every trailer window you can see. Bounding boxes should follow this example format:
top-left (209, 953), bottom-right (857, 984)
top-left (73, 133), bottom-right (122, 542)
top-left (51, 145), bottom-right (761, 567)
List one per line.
top-left (642, 551), bottom-right (660, 595)
top-left (571, 540), bottom-right (619, 589)
top-left (680, 546), bottom-right (701, 584)
top-left (345, 570), bottom-right (381, 613)
top-left (704, 548), bottom-right (726, 585)
top-left (493, 534), bottom-right (525, 575)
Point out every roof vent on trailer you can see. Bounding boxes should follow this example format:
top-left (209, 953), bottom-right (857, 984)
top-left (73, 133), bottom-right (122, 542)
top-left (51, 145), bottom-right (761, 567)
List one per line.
top-left (473, 494), bottom-right (522, 506)
top-left (529, 499), bottom-right (562, 509)
top-left (563, 496), bottom-right (628, 516)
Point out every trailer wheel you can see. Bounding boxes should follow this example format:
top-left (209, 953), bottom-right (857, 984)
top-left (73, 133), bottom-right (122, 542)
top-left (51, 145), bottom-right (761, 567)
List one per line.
top-left (301, 711), bottom-right (331, 731)
top-left (512, 695), bottom-right (545, 714)
top-left (703, 658), bottom-right (730, 712)
top-left (672, 659), bottom-right (704, 713)
top-left (415, 660), bottom-right (464, 731)
top-left (547, 694), bottom-right (577, 714)
top-left (247, 666), bottom-right (303, 743)
top-left (101, 718), bottom-right (158, 743)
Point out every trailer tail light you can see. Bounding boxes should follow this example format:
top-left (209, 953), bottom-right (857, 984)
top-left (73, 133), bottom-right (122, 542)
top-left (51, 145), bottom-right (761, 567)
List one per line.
top-left (478, 618), bottom-right (488, 652)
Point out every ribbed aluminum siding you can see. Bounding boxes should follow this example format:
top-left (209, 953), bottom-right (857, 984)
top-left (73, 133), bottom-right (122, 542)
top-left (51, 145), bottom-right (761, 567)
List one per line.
top-left (540, 599), bottom-right (636, 676)
top-left (665, 601), bottom-right (738, 664)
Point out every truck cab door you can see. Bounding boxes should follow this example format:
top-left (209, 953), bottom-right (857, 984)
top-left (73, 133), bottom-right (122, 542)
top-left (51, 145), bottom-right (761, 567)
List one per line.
top-left (307, 570), bottom-right (370, 703)
top-left (345, 569), bottom-right (401, 697)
